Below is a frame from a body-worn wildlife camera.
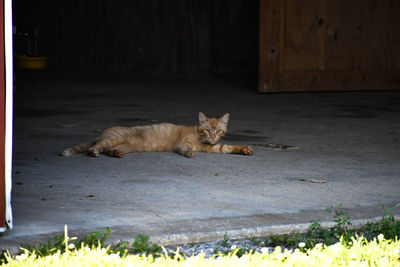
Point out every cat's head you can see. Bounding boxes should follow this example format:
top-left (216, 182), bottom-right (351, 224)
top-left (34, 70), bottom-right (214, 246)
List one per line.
top-left (198, 112), bottom-right (229, 144)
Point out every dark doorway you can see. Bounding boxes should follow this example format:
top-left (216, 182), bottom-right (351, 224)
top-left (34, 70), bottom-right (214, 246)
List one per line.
top-left (13, 0), bottom-right (259, 78)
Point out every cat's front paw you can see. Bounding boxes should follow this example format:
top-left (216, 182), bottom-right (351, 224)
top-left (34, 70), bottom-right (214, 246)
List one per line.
top-left (241, 146), bottom-right (253, 155)
top-left (184, 151), bottom-right (196, 158)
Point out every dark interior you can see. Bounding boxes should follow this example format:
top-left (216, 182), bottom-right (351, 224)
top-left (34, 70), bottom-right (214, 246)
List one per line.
top-left (13, 0), bottom-right (259, 78)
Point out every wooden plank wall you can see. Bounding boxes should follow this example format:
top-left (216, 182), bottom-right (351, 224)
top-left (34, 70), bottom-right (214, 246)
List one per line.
top-left (13, 0), bottom-right (258, 75)
top-left (260, 0), bottom-right (400, 92)
top-left (259, 0), bottom-right (282, 92)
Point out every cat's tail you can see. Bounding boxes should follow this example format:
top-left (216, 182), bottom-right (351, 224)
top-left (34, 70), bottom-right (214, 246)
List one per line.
top-left (60, 142), bottom-right (94, 156)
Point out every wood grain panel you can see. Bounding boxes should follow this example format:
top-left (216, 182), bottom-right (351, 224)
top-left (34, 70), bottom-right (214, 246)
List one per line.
top-left (324, 0), bottom-right (400, 71)
top-left (259, 0), bottom-right (282, 92)
top-left (280, 71), bottom-right (400, 91)
top-left (259, 0), bottom-right (400, 92)
top-left (283, 0), bottom-right (325, 71)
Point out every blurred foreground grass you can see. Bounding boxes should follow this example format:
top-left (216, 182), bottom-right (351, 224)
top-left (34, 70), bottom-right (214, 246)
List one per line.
top-left (2, 234), bottom-right (400, 267)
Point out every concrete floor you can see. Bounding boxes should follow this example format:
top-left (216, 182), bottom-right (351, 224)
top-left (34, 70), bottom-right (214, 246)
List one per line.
top-left (1, 71), bottom-right (400, 250)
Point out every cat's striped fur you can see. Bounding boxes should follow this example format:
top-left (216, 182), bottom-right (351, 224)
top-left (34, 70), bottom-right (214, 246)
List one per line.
top-left (61, 112), bottom-right (253, 158)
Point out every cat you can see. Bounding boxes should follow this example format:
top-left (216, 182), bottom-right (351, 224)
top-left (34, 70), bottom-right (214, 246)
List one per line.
top-left (61, 112), bottom-right (253, 158)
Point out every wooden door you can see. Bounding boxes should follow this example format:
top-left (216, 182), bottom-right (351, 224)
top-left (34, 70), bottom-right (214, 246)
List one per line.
top-left (259, 0), bottom-right (400, 92)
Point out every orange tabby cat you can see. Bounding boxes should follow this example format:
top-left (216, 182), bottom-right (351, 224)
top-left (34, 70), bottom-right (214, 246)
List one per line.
top-left (61, 112), bottom-right (253, 158)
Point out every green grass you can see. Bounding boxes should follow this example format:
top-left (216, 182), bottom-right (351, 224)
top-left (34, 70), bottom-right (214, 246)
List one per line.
top-left (249, 203), bottom-right (400, 252)
top-left (2, 235), bottom-right (400, 266)
top-left (14, 227), bottom-right (113, 259)
top-left (1, 203), bottom-right (399, 266)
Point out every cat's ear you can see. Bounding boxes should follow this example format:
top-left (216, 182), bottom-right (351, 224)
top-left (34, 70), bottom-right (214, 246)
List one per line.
top-left (199, 112), bottom-right (208, 126)
top-left (219, 113), bottom-right (230, 126)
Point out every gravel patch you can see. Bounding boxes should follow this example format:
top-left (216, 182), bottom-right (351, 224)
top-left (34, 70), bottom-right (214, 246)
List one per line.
top-left (164, 239), bottom-right (273, 258)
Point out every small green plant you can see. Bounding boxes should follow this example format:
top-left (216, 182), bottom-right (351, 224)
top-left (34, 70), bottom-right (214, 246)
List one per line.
top-left (77, 227), bottom-right (112, 248)
top-left (232, 247), bottom-right (245, 257)
top-left (307, 230), bottom-right (335, 247)
top-left (308, 220), bottom-right (322, 234)
top-left (263, 233), bottom-right (306, 248)
top-left (363, 203), bottom-right (400, 241)
top-left (113, 241), bottom-right (130, 257)
top-left (248, 235), bottom-right (261, 246)
top-left (219, 232), bottom-right (230, 247)
top-left (305, 220), bottom-right (326, 246)
top-left (131, 234), bottom-right (161, 255)
top-left (326, 203), bottom-right (353, 242)
top-left (213, 247), bottom-right (220, 254)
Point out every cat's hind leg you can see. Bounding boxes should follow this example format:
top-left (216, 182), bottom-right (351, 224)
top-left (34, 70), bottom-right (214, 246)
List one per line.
top-left (104, 144), bottom-right (131, 158)
top-left (88, 145), bottom-right (102, 157)
top-left (88, 138), bottom-right (120, 157)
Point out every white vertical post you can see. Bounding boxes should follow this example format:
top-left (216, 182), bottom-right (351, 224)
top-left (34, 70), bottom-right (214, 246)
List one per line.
top-left (4, 0), bottom-right (13, 230)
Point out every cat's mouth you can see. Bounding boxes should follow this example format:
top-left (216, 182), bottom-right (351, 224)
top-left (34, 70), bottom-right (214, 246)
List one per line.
top-left (200, 137), bottom-right (218, 145)
top-left (207, 139), bottom-right (218, 145)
